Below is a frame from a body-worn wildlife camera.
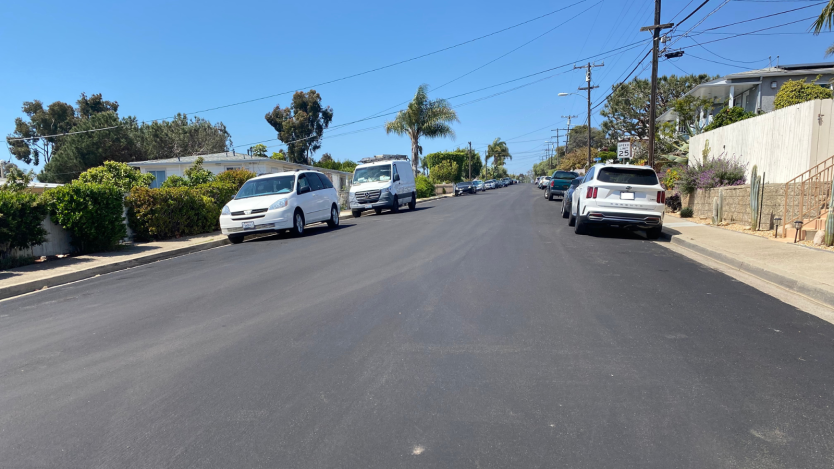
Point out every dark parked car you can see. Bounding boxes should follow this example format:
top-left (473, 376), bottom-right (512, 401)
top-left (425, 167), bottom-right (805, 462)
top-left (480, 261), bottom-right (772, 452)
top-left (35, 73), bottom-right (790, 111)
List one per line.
top-left (561, 177), bottom-right (584, 218)
top-left (454, 181), bottom-right (477, 196)
top-left (544, 171), bottom-right (579, 201)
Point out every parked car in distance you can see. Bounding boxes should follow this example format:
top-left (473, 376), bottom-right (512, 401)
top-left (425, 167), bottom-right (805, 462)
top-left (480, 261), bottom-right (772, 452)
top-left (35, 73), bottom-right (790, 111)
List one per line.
top-left (220, 170), bottom-right (341, 243)
top-left (502, 177), bottom-right (512, 187)
top-left (473, 180), bottom-right (485, 192)
top-left (454, 181), bottom-right (477, 196)
top-left (485, 179), bottom-right (497, 189)
top-left (538, 176), bottom-right (551, 189)
top-left (545, 171), bottom-right (579, 201)
top-left (561, 177), bottom-right (584, 218)
top-left (569, 164), bottom-right (665, 238)
top-left (349, 157), bottom-right (417, 217)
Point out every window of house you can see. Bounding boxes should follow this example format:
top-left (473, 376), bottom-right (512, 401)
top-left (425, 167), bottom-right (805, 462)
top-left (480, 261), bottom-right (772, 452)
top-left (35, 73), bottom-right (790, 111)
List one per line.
top-left (148, 170), bottom-right (166, 189)
top-left (226, 166), bottom-right (242, 171)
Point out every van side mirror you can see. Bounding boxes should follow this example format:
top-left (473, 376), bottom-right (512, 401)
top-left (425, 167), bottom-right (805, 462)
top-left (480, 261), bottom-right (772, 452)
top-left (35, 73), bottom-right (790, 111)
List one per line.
top-left (298, 186), bottom-right (311, 194)
top-left (393, 174), bottom-right (400, 182)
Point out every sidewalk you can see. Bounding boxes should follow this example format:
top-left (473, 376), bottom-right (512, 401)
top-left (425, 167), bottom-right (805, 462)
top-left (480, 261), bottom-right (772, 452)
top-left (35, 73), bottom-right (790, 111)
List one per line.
top-left (0, 194), bottom-right (453, 301)
top-left (663, 221), bottom-right (834, 308)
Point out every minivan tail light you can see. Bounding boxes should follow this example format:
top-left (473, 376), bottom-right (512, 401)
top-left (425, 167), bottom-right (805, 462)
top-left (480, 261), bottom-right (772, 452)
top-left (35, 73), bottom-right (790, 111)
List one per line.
top-left (656, 191), bottom-right (666, 203)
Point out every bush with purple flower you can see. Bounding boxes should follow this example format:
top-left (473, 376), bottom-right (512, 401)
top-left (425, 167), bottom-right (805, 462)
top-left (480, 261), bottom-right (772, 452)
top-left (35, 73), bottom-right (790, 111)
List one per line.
top-left (675, 156), bottom-right (746, 195)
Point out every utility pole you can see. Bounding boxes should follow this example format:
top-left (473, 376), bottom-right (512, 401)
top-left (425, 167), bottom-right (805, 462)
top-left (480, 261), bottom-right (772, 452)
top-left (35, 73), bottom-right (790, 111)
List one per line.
top-left (468, 141), bottom-right (472, 180)
top-left (574, 63), bottom-right (603, 166)
top-left (641, 1), bottom-right (673, 168)
top-left (559, 115), bottom-right (577, 152)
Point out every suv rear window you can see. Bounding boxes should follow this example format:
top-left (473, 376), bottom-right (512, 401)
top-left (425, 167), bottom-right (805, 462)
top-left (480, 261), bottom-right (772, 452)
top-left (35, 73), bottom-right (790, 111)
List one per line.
top-left (597, 168), bottom-right (658, 185)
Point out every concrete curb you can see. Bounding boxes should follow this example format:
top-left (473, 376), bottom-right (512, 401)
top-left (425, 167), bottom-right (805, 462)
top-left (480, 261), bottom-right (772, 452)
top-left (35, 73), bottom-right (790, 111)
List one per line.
top-left (0, 238), bottom-right (230, 301)
top-left (664, 232), bottom-right (834, 309)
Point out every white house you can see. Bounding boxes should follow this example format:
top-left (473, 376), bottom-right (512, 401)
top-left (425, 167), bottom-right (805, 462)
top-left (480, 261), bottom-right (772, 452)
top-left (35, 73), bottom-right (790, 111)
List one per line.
top-left (127, 152), bottom-right (353, 191)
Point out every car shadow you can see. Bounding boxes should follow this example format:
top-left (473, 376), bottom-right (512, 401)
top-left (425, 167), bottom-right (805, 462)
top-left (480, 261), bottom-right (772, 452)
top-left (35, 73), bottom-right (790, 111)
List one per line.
top-left (366, 205), bottom-right (434, 216)
top-left (582, 225), bottom-right (652, 241)
top-left (244, 223), bottom-right (354, 243)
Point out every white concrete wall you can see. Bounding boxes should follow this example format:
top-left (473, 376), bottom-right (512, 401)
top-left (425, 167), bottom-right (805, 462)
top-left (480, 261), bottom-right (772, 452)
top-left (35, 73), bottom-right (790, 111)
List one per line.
top-left (11, 215), bottom-right (73, 258)
top-left (688, 99), bottom-right (834, 183)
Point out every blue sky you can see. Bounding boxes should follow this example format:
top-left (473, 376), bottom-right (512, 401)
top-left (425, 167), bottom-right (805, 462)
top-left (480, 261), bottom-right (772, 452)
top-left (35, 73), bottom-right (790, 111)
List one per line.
top-left (3, 0), bottom-right (833, 177)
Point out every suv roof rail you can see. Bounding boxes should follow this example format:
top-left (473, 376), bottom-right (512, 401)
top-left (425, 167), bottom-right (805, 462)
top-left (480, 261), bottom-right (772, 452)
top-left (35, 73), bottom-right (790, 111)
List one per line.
top-left (359, 154), bottom-right (410, 164)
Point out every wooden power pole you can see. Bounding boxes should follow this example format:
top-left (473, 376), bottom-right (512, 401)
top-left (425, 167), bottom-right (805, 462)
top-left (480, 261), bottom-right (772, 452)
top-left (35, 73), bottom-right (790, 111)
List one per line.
top-left (574, 63), bottom-right (603, 166)
top-left (641, 0), bottom-right (673, 168)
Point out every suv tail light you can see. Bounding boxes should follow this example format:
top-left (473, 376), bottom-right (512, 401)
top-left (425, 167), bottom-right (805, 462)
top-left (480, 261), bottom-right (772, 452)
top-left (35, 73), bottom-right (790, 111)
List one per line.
top-left (593, 188), bottom-right (598, 199)
top-left (656, 191), bottom-right (666, 203)
top-left (585, 187), bottom-right (598, 199)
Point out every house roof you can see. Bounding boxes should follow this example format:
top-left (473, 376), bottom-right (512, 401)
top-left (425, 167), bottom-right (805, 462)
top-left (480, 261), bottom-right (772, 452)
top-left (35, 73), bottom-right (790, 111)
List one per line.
top-left (127, 151), bottom-right (352, 174)
top-left (658, 62), bottom-right (834, 122)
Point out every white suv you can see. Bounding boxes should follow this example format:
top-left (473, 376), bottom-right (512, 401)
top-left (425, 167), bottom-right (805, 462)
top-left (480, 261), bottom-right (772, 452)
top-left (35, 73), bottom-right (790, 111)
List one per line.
top-left (568, 164), bottom-right (665, 239)
top-left (220, 171), bottom-right (341, 243)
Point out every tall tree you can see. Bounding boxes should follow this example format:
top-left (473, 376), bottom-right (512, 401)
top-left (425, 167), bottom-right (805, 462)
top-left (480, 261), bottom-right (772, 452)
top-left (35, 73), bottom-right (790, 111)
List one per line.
top-left (813, 1), bottom-right (834, 55)
top-left (137, 114), bottom-right (230, 160)
top-left (6, 100), bottom-right (76, 166)
top-left (600, 74), bottom-right (716, 141)
top-left (565, 125), bottom-right (606, 154)
top-left (76, 93), bottom-right (119, 119)
top-left (486, 138), bottom-right (511, 177)
top-left (385, 84), bottom-right (459, 176)
top-left (251, 143), bottom-right (268, 157)
top-left (265, 90), bottom-right (333, 164)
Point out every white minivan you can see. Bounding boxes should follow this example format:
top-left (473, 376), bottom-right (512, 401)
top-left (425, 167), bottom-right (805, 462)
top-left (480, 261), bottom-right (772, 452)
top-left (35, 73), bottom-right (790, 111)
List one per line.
top-left (349, 156), bottom-right (417, 217)
top-left (220, 170), bottom-right (341, 243)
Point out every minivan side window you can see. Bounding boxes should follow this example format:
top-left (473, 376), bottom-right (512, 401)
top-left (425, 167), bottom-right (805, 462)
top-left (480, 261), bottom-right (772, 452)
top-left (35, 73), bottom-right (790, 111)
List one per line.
top-left (297, 174), bottom-right (310, 192)
top-left (316, 173), bottom-right (334, 189)
top-left (307, 172), bottom-right (324, 191)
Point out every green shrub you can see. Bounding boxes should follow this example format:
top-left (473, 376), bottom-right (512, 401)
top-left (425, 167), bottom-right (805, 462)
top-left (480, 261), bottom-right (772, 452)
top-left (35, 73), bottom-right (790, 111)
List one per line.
top-left (774, 76), bottom-right (833, 110)
top-left (215, 169), bottom-right (256, 189)
top-left (46, 182), bottom-right (126, 253)
top-left (415, 175), bottom-right (435, 199)
top-left (78, 161), bottom-right (154, 192)
top-left (680, 207), bottom-right (694, 218)
top-left (703, 107), bottom-right (755, 132)
top-left (161, 175), bottom-right (188, 188)
top-left (126, 186), bottom-right (219, 240)
top-left (193, 181), bottom-right (237, 207)
top-left (0, 191), bottom-right (49, 260)
top-left (184, 157), bottom-right (215, 185)
top-left (429, 160), bottom-right (460, 184)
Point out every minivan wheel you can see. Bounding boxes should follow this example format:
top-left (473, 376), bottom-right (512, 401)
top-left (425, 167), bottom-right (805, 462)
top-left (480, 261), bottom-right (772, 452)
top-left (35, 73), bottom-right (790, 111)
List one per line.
top-left (391, 195), bottom-right (399, 213)
top-left (352, 210), bottom-right (362, 218)
top-left (408, 192), bottom-right (416, 210)
top-left (228, 234), bottom-right (244, 244)
top-left (326, 205), bottom-right (339, 228)
top-left (292, 210), bottom-right (305, 236)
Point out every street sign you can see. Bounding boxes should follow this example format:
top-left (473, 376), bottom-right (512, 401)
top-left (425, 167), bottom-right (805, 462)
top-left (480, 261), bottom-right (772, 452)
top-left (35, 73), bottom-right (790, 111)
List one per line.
top-left (617, 141), bottom-right (632, 160)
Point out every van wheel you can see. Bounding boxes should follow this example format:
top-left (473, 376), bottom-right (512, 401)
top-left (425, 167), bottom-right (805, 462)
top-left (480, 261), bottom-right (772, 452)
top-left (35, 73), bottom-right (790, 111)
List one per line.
top-left (352, 210), bottom-right (362, 218)
top-left (292, 210), bottom-right (305, 236)
top-left (374, 208), bottom-right (382, 215)
top-left (228, 234), bottom-right (244, 244)
top-left (408, 192), bottom-right (416, 210)
top-left (326, 204), bottom-right (340, 228)
top-left (391, 195), bottom-right (399, 213)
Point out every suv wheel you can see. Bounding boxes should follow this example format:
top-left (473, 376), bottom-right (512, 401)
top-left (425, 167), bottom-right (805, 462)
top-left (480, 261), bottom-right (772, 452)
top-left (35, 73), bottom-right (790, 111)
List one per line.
top-left (646, 226), bottom-right (662, 239)
top-left (574, 203), bottom-right (586, 235)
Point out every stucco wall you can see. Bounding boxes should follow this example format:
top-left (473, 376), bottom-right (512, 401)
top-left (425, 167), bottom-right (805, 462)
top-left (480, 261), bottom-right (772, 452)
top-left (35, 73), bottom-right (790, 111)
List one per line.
top-left (688, 99), bottom-right (834, 183)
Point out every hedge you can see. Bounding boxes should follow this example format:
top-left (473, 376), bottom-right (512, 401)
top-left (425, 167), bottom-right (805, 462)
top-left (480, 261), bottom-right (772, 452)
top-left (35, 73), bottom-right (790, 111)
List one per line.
top-left (46, 182), bottom-right (126, 253)
top-left (0, 191), bottom-right (49, 259)
top-left (215, 169), bottom-right (256, 189)
top-left (126, 182), bottom-right (235, 240)
top-left (416, 175), bottom-right (435, 199)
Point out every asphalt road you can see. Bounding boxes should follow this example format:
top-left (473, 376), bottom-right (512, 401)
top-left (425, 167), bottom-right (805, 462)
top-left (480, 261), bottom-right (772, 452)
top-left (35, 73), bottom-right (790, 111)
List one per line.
top-left (2, 185), bottom-right (834, 468)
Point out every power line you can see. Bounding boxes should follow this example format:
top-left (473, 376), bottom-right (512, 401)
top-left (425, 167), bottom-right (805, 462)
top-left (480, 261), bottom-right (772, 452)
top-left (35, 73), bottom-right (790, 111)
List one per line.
top-left (685, 36), bottom-right (770, 63)
top-left (679, 15), bottom-right (818, 47)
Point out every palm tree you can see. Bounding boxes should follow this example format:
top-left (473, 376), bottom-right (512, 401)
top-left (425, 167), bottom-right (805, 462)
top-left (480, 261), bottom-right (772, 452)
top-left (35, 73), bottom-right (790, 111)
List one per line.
top-left (813, 1), bottom-right (834, 55)
top-left (486, 138), bottom-right (511, 178)
top-left (385, 84), bottom-right (459, 176)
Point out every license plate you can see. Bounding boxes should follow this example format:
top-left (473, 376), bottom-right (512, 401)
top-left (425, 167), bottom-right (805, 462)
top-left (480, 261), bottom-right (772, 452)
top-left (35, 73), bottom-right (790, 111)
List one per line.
top-left (364, 204), bottom-right (373, 209)
top-left (620, 192), bottom-right (635, 200)
top-left (242, 221), bottom-right (255, 230)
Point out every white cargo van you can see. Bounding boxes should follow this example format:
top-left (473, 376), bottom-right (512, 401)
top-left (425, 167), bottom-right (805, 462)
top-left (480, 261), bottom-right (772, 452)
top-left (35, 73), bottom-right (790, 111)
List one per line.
top-left (349, 155), bottom-right (417, 217)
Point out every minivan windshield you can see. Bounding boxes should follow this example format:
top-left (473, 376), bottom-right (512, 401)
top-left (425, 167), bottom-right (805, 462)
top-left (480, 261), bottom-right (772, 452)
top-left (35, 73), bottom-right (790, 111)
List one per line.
top-left (353, 165), bottom-right (391, 185)
top-left (235, 175), bottom-right (295, 199)
top-left (597, 167), bottom-right (659, 186)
